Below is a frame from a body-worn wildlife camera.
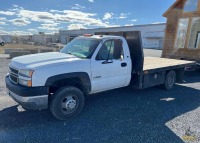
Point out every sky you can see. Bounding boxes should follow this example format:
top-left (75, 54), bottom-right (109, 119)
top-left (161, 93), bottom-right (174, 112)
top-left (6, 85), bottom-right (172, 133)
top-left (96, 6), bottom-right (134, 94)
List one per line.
top-left (0, 0), bottom-right (175, 35)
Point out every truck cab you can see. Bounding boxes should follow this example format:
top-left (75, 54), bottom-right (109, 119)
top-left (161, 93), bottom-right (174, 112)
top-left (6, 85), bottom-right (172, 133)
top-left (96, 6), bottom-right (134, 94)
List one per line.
top-left (6, 35), bottom-right (135, 120)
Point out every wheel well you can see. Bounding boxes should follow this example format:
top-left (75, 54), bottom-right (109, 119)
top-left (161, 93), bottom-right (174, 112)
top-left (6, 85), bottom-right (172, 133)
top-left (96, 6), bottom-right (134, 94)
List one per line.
top-left (49, 77), bottom-right (86, 95)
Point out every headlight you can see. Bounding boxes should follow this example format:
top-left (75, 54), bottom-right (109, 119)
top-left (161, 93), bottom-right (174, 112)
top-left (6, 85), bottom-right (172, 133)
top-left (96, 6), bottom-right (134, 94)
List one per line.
top-left (19, 70), bottom-right (34, 78)
top-left (18, 79), bottom-right (32, 87)
top-left (18, 69), bottom-right (33, 87)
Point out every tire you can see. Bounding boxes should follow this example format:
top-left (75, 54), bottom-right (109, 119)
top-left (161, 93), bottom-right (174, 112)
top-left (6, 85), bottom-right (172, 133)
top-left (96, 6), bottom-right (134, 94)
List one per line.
top-left (161, 70), bottom-right (176, 90)
top-left (1, 43), bottom-right (4, 46)
top-left (50, 86), bottom-right (85, 120)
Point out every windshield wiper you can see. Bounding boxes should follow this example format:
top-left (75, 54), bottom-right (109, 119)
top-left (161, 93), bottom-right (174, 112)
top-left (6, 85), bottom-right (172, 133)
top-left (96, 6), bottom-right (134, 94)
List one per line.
top-left (66, 52), bottom-right (86, 59)
top-left (67, 52), bottom-right (77, 57)
top-left (67, 52), bottom-right (83, 59)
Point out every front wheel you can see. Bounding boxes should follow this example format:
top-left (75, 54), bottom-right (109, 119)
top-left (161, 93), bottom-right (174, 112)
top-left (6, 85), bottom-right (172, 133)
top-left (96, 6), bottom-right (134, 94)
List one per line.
top-left (161, 70), bottom-right (176, 90)
top-left (50, 86), bottom-right (85, 120)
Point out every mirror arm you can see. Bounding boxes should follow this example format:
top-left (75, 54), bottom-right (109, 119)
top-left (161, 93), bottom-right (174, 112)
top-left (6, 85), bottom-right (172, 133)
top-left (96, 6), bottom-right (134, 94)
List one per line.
top-left (102, 59), bottom-right (113, 64)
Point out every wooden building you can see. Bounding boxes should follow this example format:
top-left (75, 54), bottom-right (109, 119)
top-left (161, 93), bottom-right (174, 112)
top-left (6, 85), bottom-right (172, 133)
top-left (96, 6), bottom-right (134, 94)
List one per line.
top-left (162, 0), bottom-right (200, 61)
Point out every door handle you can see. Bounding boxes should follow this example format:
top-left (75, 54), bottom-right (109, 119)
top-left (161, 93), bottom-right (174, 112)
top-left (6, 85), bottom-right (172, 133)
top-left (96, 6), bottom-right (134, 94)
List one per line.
top-left (121, 63), bottom-right (127, 67)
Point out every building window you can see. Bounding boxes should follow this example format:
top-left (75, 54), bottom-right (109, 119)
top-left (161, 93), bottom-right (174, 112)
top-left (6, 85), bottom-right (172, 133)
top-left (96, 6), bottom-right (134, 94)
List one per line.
top-left (183, 0), bottom-right (198, 12)
top-left (175, 18), bottom-right (189, 48)
top-left (188, 17), bottom-right (200, 48)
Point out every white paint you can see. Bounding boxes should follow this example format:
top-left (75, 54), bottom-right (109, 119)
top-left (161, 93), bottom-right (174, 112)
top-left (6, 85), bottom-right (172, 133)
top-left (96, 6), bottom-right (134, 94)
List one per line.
top-left (10, 36), bottom-right (132, 94)
top-left (90, 37), bottom-right (131, 93)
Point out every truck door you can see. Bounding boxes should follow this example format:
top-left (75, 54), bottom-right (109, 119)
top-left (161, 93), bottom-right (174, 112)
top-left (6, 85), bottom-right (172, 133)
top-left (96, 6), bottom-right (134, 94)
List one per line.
top-left (91, 39), bottom-right (128, 92)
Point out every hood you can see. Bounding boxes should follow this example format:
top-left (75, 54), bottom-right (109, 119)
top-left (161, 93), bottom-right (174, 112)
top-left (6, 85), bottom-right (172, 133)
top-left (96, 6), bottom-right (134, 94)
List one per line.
top-left (10, 52), bottom-right (82, 70)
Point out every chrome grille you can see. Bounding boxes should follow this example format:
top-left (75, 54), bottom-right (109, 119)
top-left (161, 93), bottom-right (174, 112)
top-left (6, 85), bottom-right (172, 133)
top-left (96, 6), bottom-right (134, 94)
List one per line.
top-left (10, 67), bottom-right (19, 75)
top-left (9, 66), bottom-right (19, 84)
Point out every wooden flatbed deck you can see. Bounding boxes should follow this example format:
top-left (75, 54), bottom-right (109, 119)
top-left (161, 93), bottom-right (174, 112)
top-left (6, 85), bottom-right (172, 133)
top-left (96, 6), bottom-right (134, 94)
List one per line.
top-left (143, 57), bottom-right (195, 72)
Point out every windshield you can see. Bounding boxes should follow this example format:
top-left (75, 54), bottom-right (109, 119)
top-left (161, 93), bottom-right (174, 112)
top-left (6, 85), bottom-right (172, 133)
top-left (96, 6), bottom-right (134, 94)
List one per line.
top-left (60, 38), bottom-right (101, 59)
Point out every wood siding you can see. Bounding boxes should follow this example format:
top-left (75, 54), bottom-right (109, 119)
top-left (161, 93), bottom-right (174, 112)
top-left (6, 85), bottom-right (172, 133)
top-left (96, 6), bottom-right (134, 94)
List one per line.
top-left (162, 0), bottom-right (200, 61)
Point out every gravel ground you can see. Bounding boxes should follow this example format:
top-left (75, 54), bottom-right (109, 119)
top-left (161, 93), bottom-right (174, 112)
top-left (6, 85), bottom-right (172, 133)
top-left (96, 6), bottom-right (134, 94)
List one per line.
top-left (0, 55), bottom-right (200, 143)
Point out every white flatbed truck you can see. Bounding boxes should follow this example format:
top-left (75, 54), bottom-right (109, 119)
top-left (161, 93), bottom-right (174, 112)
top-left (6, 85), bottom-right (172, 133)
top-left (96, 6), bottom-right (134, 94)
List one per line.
top-left (5, 32), bottom-right (195, 120)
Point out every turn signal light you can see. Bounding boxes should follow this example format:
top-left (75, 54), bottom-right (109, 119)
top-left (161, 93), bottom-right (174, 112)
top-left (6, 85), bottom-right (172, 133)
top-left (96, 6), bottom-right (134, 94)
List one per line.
top-left (27, 80), bottom-right (32, 87)
top-left (84, 34), bottom-right (93, 37)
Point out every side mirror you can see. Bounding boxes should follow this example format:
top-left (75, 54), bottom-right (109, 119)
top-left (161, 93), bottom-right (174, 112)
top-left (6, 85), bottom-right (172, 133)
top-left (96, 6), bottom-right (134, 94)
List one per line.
top-left (119, 55), bottom-right (124, 61)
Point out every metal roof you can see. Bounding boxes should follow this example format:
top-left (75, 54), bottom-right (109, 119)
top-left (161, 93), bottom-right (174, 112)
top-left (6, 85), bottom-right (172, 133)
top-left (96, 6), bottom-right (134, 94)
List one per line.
top-left (59, 23), bottom-right (166, 33)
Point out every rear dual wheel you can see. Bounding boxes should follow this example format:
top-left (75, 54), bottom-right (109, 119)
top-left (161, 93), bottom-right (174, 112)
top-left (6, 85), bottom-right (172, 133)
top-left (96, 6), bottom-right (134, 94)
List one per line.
top-left (161, 70), bottom-right (176, 90)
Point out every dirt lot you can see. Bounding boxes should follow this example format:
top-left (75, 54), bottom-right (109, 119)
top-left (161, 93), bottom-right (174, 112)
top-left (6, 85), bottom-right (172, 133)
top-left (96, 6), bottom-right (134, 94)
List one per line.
top-left (2, 43), bottom-right (48, 49)
top-left (0, 44), bottom-right (57, 54)
top-left (0, 54), bottom-right (200, 143)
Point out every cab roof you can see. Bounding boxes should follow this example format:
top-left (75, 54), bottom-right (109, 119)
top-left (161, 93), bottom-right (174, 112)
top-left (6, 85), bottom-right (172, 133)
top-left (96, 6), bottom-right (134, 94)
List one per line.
top-left (79, 35), bottom-right (123, 39)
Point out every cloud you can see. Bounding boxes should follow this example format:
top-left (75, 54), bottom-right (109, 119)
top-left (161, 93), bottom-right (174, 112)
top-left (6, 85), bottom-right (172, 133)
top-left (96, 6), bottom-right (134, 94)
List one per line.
top-left (71, 4), bottom-right (85, 10)
top-left (18, 9), bottom-right (101, 26)
top-left (9, 5), bottom-right (24, 12)
top-left (0, 22), bottom-right (7, 25)
top-left (0, 6), bottom-right (117, 33)
top-left (0, 17), bottom-right (7, 25)
top-left (68, 24), bottom-right (86, 30)
top-left (152, 22), bottom-right (165, 24)
top-left (0, 17), bottom-right (7, 21)
top-left (0, 30), bottom-right (9, 35)
top-left (0, 11), bottom-right (15, 16)
top-left (2, 6), bottom-right (109, 27)
top-left (125, 24), bottom-right (134, 26)
top-left (10, 18), bottom-right (31, 26)
top-left (38, 26), bottom-right (60, 31)
top-left (18, 9), bottom-right (55, 23)
top-left (49, 9), bottom-right (63, 13)
top-left (38, 23), bottom-right (61, 31)
top-left (88, 0), bottom-right (94, 2)
top-left (106, 24), bottom-right (120, 28)
top-left (17, 8), bottom-right (109, 27)
top-left (118, 13), bottom-right (128, 19)
top-left (54, 10), bottom-right (108, 27)
top-left (63, 10), bottom-right (96, 17)
top-left (13, 5), bottom-right (19, 8)
top-left (41, 23), bottom-right (60, 27)
top-left (28, 29), bottom-right (38, 32)
top-left (103, 12), bottom-right (114, 20)
top-left (131, 19), bottom-right (138, 22)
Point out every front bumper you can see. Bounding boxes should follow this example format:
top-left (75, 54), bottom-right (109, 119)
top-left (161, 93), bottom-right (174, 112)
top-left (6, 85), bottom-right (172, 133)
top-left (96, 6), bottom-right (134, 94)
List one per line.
top-left (5, 76), bottom-right (49, 110)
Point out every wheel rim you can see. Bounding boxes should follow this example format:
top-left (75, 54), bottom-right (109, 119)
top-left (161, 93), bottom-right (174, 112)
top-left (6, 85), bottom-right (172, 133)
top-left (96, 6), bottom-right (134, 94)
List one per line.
top-left (61, 94), bottom-right (79, 114)
top-left (167, 74), bottom-right (175, 87)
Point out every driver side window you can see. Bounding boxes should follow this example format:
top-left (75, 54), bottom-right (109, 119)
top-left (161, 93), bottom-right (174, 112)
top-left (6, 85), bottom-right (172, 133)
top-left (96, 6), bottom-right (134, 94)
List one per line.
top-left (96, 39), bottom-right (123, 61)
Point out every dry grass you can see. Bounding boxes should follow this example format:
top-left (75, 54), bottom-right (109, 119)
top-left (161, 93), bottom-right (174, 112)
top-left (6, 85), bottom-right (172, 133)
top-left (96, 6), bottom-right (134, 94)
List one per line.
top-left (2, 43), bottom-right (48, 49)
top-left (0, 44), bottom-right (54, 54)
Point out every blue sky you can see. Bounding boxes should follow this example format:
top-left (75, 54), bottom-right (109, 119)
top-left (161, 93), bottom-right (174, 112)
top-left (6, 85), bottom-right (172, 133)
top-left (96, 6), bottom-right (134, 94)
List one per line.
top-left (0, 0), bottom-right (174, 35)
